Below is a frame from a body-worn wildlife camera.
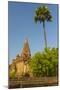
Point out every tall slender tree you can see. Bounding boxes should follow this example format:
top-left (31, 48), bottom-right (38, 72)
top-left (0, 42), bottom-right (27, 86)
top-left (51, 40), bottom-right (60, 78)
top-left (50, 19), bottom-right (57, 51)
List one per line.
top-left (34, 6), bottom-right (52, 48)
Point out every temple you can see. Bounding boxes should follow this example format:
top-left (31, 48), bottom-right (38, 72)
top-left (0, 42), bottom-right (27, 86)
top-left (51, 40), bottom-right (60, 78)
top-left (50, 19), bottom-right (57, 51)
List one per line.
top-left (9, 39), bottom-right (32, 78)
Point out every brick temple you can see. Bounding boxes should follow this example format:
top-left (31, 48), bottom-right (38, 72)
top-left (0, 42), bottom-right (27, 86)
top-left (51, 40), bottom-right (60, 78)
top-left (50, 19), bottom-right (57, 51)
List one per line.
top-left (9, 39), bottom-right (32, 78)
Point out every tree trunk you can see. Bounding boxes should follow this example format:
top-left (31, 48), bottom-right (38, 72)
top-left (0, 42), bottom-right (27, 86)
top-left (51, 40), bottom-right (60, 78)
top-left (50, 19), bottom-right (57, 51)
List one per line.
top-left (43, 21), bottom-right (47, 48)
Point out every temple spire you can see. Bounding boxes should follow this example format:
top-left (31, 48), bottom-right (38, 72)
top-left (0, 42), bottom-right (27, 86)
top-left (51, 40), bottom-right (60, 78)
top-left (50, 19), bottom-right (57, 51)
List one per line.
top-left (21, 39), bottom-right (31, 61)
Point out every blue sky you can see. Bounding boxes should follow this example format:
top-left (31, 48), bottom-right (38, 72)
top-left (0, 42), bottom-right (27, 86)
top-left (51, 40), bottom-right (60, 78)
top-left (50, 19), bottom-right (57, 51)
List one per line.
top-left (8, 2), bottom-right (58, 64)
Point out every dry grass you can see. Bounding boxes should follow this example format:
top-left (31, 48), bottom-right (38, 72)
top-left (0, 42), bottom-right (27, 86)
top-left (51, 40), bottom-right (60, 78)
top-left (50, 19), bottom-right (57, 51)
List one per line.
top-left (9, 76), bottom-right (58, 88)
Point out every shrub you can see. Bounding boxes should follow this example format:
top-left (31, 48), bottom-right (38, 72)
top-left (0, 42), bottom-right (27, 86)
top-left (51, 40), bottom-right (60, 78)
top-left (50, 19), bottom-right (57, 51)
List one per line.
top-left (29, 48), bottom-right (58, 77)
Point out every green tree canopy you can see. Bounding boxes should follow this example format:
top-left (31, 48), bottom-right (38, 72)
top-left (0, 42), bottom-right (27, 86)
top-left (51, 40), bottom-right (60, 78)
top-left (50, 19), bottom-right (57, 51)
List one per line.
top-left (29, 48), bottom-right (58, 77)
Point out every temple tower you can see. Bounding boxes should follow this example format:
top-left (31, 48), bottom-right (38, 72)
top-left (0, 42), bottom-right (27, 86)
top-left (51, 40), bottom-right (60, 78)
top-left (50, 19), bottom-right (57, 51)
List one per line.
top-left (21, 39), bottom-right (31, 62)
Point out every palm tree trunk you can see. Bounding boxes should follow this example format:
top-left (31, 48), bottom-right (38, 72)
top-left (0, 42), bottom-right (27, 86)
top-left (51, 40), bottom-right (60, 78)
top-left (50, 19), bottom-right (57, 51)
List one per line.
top-left (43, 21), bottom-right (47, 48)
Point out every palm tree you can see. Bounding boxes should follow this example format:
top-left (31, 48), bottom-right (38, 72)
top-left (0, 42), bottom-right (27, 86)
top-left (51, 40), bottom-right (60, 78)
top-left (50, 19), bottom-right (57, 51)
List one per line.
top-left (34, 5), bottom-right (52, 48)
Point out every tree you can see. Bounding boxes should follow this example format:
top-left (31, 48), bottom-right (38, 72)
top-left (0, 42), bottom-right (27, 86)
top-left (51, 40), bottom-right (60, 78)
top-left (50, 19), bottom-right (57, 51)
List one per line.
top-left (43, 48), bottom-right (58, 76)
top-left (29, 52), bottom-right (42, 77)
top-left (29, 48), bottom-right (58, 77)
top-left (34, 6), bottom-right (52, 48)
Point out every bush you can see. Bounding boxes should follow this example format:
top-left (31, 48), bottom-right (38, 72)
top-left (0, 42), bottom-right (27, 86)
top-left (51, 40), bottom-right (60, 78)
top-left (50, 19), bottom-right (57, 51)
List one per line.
top-left (29, 48), bottom-right (58, 77)
top-left (9, 70), bottom-right (16, 79)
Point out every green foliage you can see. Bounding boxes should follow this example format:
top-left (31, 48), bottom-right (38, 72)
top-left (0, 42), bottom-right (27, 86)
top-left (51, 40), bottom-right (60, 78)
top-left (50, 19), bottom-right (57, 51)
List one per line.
top-left (29, 48), bottom-right (58, 77)
top-left (34, 5), bottom-right (52, 23)
top-left (9, 69), bottom-right (16, 79)
top-left (34, 5), bottom-right (53, 48)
